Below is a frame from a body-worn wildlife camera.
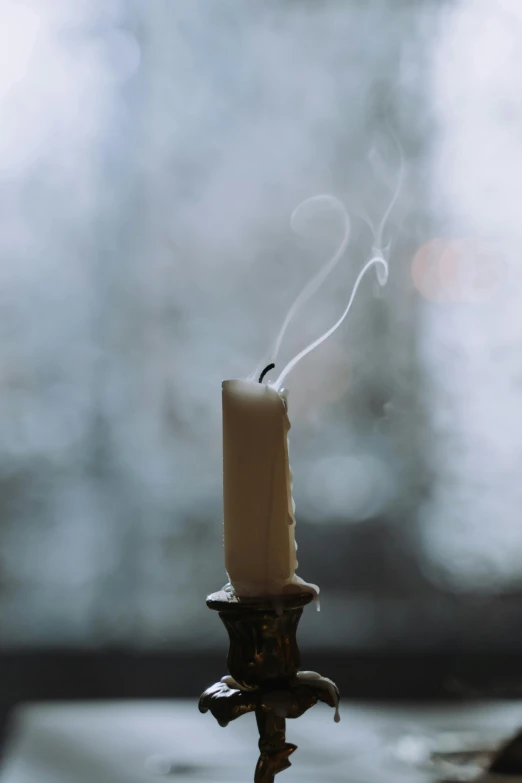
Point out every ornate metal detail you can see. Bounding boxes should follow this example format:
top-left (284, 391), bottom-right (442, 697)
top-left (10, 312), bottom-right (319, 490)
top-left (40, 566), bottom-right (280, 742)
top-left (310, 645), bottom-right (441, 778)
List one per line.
top-left (199, 589), bottom-right (339, 782)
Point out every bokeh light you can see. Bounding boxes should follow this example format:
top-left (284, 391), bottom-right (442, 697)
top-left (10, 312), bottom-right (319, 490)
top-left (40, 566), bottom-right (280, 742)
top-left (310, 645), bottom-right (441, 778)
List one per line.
top-left (284, 340), bottom-right (351, 427)
top-left (412, 237), bottom-right (505, 304)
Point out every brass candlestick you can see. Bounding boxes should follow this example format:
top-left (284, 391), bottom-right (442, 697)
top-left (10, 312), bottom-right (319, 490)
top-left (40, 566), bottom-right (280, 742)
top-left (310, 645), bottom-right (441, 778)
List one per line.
top-left (199, 588), bottom-right (339, 782)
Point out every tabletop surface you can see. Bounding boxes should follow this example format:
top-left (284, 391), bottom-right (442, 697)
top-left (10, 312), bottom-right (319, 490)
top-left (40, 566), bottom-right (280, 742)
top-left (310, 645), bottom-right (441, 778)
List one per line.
top-left (1, 699), bottom-right (522, 783)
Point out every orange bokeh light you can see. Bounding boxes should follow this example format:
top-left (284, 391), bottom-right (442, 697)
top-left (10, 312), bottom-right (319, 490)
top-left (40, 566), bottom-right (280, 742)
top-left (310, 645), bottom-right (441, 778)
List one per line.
top-left (412, 238), bottom-right (505, 304)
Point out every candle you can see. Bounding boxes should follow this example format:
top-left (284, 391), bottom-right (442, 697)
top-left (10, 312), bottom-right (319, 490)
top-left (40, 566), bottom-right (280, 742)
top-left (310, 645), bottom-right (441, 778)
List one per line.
top-left (222, 377), bottom-right (317, 598)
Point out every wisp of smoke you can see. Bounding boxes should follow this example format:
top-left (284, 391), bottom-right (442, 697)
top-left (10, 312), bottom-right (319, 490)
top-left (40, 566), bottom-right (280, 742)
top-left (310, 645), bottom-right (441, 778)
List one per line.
top-left (251, 194), bottom-right (389, 389)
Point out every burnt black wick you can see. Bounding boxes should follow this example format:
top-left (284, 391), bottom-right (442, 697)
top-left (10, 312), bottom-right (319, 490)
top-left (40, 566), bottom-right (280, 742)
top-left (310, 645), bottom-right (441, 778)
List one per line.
top-left (258, 363), bottom-right (275, 384)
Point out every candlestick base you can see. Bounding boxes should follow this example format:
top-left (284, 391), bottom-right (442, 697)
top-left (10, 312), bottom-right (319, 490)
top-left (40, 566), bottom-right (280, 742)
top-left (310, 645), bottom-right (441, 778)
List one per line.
top-left (199, 588), bottom-right (339, 782)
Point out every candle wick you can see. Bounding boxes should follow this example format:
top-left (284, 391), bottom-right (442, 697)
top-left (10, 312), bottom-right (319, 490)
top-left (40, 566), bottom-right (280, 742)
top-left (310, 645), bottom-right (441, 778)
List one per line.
top-left (258, 363), bottom-right (275, 383)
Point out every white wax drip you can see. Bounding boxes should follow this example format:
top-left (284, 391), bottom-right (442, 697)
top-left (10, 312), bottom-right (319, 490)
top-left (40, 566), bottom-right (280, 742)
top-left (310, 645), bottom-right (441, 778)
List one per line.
top-left (220, 675), bottom-right (256, 692)
top-left (282, 574), bottom-right (320, 608)
top-left (220, 674), bottom-right (339, 723)
top-left (296, 671), bottom-right (340, 722)
top-left (224, 575), bottom-right (319, 601)
top-left (283, 409), bottom-right (320, 607)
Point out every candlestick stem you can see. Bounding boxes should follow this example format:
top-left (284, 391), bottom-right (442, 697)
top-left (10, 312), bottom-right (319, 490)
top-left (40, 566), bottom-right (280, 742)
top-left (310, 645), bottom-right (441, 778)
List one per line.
top-left (254, 707), bottom-right (296, 782)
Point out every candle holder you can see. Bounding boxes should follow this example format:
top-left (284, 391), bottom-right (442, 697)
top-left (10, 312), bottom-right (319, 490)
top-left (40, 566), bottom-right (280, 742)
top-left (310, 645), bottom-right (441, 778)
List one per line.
top-left (199, 588), bottom-right (340, 782)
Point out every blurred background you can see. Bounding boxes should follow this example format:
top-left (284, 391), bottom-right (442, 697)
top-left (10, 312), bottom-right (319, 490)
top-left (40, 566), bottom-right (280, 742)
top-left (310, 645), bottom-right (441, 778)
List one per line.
top-left (1, 0), bottom-right (522, 756)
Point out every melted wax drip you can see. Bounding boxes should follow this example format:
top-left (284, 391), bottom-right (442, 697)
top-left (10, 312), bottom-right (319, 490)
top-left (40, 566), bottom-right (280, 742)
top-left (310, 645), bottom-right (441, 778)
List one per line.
top-left (296, 671), bottom-right (340, 722)
top-left (220, 673), bottom-right (339, 722)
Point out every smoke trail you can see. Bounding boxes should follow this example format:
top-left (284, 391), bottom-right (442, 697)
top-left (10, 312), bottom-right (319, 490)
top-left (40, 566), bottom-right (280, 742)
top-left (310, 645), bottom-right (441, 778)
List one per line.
top-left (273, 253), bottom-right (388, 389)
top-left (251, 195), bottom-right (350, 381)
top-left (361, 122), bottom-right (405, 282)
top-left (253, 130), bottom-right (403, 388)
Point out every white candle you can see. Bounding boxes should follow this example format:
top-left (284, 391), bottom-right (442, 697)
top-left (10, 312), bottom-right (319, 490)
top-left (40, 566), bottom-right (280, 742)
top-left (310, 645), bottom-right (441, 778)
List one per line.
top-left (222, 378), bottom-right (317, 598)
